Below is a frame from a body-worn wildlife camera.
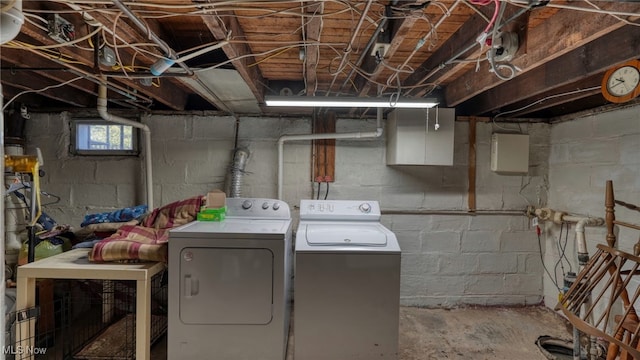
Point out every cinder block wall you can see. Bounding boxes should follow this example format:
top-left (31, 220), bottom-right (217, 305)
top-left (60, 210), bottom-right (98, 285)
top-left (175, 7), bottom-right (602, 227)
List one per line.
top-left (25, 112), bottom-right (549, 307)
top-left (544, 105), bottom-right (640, 309)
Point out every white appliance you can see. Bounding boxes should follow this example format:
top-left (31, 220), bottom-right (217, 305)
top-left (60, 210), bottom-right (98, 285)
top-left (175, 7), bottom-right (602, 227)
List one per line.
top-left (295, 199), bottom-right (401, 360)
top-left (168, 198), bottom-right (292, 360)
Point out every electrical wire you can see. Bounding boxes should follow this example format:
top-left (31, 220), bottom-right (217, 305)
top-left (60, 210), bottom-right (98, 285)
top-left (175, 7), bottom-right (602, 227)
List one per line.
top-left (324, 182), bottom-right (329, 200)
top-left (583, 0), bottom-right (640, 27)
top-left (538, 226), bottom-right (562, 292)
top-left (3, 26), bottom-right (101, 50)
top-left (507, 0), bottom-right (640, 19)
top-left (41, 191), bottom-right (62, 206)
top-left (562, 223), bottom-right (572, 273)
top-left (2, 76), bottom-right (84, 111)
top-left (491, 86), bottom-right (601, 123)
top-left (554, 222), bottom-right (566, 287)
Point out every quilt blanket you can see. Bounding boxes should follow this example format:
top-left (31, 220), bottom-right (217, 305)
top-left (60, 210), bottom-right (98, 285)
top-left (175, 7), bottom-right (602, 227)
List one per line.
top-left (89, 195), bottom-right (203, 262)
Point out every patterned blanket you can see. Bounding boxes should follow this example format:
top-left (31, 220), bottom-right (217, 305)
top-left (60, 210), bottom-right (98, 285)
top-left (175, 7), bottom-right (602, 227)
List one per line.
top-left (89, 195), bottom-right (203, 263)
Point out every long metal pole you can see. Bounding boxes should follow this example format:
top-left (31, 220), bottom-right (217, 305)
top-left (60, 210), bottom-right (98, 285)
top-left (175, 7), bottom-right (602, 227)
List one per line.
top-left (111, 0), bottom-right (193, 76)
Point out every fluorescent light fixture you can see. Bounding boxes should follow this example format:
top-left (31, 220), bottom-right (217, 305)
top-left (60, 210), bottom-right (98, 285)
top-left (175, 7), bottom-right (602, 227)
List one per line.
top-left (264, 96), bottom-right (438, 108)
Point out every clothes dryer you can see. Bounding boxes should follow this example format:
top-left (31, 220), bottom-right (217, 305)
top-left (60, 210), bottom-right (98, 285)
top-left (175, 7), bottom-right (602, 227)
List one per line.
top-left (168, 198), bottom-right (292, 360)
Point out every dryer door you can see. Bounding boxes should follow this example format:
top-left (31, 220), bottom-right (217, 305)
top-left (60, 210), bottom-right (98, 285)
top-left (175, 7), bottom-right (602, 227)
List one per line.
top-left (179, 247), bottom-right (274, 325)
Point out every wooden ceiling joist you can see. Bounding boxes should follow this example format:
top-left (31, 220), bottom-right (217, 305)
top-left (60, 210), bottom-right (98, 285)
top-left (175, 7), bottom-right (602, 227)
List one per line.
top-left (0, 48), bottom-right (98, 96)
top-left (201, 11), bottom-right (266, 103)
top-left (402, 5), bottom-right (526, 98)
top-left (1, 69), bottom-right (93, 108)
top-left (489, 74), bottom-right (604, 118)
top-left (12, 13), bottom-right (188, 110)
top-left (445, 3), bottom-right (634, 107)
top-left (357, 15), bottom-right (419, 97)
top-left (459, 25), bottom-right (640, 115)
top-left (304, 2), bottom-right (323, 96)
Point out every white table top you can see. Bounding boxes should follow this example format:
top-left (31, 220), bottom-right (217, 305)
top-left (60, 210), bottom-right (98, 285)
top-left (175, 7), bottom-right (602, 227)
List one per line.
top-left (17, 248), bottom-right (166, 281)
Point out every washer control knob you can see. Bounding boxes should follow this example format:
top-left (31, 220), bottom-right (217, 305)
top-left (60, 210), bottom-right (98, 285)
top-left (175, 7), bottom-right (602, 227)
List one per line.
top-left (359, 203), bottom-right (371, 213)
top-left (242, 200), bottom-right (253, 209)
top-left (262, 202), bottom-right (270, 210)
top-left (273, 202), bottom-right (281, 210)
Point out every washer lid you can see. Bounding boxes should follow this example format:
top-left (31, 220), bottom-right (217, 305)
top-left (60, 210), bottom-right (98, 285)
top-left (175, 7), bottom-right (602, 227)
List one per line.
top-left (304, 224), bottom-right (387, 246)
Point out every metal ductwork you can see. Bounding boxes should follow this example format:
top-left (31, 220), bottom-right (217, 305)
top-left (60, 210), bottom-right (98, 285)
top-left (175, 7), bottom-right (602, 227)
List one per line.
top-left (227, 148), bottom-right (250, 198)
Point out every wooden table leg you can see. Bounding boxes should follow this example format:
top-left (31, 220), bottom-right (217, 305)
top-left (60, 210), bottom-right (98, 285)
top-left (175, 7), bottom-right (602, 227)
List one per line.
top-left (15, 276), bottom-right (36, 360)
top-left (136, 277), bottom-right (151, 360)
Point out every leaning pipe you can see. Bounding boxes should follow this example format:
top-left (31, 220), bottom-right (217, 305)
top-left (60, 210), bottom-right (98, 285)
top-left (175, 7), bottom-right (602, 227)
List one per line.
top-left (97, 82), bottom-right (153, 209)
top-left (111, 0), bottom-right (192, 76)
top-left (277, 109), bottom-right (383, 200)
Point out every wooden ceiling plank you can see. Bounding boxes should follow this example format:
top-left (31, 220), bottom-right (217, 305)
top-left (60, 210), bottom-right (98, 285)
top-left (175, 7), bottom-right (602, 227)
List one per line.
top-left (459, 25), bottom-right (640, 115)
top-left (304, 2), bottom-right (324, 96)
top-left (201, 11), bottom-right (267, 103)
top-left (445, 3), bottom-right (637, 106)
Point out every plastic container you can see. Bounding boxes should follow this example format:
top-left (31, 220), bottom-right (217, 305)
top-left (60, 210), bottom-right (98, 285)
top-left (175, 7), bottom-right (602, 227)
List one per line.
top-left (197, 206), bottom-right (226, 221)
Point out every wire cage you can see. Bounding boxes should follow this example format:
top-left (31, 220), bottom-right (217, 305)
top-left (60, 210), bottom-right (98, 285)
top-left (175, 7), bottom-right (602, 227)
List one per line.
top-left (6, 270), bottom-right (167, 359)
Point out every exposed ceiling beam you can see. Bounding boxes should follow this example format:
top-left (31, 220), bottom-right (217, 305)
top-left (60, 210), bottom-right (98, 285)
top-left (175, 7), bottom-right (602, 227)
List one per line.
top-left (1, 48), bottom-right (98, 96)
top-left (304, 2), bottom-right (324, 96)
top-left (1, 70), bottom-right (93, 107)
top-left (491, 74), bottom-right (603, 118)
top-left (459, 25), bottom-right (640, 115)
top-left (201, 11), bottom-right (267, 103)
top-left (13, 18), bottom-right (188, 110)
top-left (402, 4), bottom-right (526, 98)
top-left (68, 4), bottom-right (197, 110)
top-left (357, 15), bottom-right (419, 97)
top-left (445, 2), bottom-right (638, 106)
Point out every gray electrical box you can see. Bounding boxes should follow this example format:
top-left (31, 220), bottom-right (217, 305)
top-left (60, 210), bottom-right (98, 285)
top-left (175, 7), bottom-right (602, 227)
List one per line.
top-left (490, 133), bottom-right (529, 174)
top-left (386, 108), bottom-right (455, 166)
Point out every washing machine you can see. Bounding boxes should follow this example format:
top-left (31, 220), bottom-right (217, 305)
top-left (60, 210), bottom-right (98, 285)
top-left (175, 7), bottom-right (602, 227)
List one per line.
top-left (168, 198), bottom-right (292, 360)
top-left (294, 199), bottom-right (401, 360)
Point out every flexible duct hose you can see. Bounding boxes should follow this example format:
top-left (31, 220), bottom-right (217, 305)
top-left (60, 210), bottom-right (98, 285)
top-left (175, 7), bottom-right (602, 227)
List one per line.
top-left (228, 148), bottom-right (249, 198)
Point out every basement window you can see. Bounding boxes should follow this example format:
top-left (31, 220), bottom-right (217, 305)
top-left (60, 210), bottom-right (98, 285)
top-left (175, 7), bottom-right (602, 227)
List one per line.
top-left (71, 120), bottom-right (139, 156)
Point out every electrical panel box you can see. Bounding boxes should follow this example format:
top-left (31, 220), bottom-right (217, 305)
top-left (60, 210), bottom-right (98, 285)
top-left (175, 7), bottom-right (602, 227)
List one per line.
top-left (490, 133), bottom-right (529, 174)
top-left (386, 108), bottom-right (455, 166)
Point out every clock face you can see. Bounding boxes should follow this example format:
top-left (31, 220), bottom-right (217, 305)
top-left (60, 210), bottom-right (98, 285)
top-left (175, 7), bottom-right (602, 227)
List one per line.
top-left (606, 65), bottom-right (640, 97)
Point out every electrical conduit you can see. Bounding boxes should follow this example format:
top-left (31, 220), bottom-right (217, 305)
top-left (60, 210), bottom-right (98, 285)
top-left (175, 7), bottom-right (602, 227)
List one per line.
top-left (97, 82), bottom-right (153, 209)
top-left (277, 109), bottom-right (383, 200)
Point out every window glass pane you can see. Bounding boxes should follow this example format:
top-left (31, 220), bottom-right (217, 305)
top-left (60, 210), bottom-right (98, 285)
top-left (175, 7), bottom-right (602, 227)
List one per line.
top-left (73, 121), bottom-right (137, 155)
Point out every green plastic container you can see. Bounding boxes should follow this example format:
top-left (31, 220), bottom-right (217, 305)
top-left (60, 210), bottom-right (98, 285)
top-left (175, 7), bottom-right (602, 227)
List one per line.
top-left (197, 206), bottom-right (226, 221)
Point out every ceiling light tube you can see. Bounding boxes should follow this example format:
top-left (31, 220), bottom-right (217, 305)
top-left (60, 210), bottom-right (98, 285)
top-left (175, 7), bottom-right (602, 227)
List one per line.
top-left (264, 96), bottom-right (438, 108)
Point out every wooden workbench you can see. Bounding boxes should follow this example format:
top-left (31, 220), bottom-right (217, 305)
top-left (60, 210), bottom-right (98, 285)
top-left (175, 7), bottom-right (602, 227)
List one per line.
top-left (15, 248), bottom-right (166, 360)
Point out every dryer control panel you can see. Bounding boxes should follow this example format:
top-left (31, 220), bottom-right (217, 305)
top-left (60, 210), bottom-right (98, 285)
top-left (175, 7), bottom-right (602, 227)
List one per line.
top-left (226, 198), bottom-right (290, 219)
top-left (299, 199), bottom-right (381, 221)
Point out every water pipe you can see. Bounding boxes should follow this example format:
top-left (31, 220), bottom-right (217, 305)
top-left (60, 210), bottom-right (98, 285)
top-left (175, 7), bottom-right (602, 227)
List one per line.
top-left (527, 206), bottom-right (604, 360)
top-left (97, 81), bottom-right (154, 209)
top-left (527, 206), bottom-right (604, 267)
top-left (277, 108), bottom-right (383, 200)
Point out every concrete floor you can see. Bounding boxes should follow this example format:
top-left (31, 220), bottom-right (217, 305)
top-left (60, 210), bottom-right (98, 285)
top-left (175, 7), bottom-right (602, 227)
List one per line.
top-left (152, 306), bottom-right (572, 359)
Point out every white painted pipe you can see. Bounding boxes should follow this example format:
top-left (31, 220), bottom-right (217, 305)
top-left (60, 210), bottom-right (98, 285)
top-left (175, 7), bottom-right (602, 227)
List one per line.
top-left (562, 215), bottom-right (604, 266)
top-left (277, 109), bottom-right (383, 200)
top-left (0, 83), bottom-right (6, 354)
top-left (97, 82), bottom-right (154, 209)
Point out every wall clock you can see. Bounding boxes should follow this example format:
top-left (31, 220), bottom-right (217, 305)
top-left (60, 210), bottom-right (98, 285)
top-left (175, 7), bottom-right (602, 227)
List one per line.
top-left (601, 59), bottom-right (640, 104)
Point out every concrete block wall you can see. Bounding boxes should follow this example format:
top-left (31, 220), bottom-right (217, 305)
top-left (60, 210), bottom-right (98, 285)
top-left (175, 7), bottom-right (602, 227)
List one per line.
top-left (544, 104), bottom-right (640, 309)
top-left (24, 111), bottom-right (550, 307)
